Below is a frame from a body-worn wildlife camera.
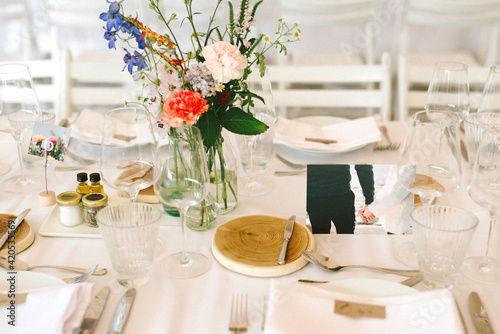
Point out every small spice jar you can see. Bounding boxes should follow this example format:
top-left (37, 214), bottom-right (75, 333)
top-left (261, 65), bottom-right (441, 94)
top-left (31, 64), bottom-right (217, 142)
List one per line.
top-left (56, 191), bottom-right (83, 227)
top-left (82, 193), bottom-right (108, 228)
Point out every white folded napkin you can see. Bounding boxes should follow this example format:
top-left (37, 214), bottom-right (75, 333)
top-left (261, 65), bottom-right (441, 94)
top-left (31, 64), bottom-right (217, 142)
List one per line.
top-left (0, 282), bottom-right (93, 334)
top-left (264, 280), bottom-right (465, 334)
top-left (70, 109), bottom-right (105, 145)
top-left (274, 116), bottom-right (381, 152)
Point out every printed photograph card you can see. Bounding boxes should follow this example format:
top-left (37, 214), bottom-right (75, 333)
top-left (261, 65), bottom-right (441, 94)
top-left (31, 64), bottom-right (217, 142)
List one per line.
top-left (28, 122), bottom-right (71, 161)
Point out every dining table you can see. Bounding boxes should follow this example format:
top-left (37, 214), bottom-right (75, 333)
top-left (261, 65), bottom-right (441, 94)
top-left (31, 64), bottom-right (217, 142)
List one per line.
top-left (0, 120), bottom-right (499, 334)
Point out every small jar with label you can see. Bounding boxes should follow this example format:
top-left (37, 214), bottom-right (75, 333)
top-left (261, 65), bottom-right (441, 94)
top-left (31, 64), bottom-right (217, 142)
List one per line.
top-left (82, 193), bottom-right (108, 228)
top-left (56, 191), bottom-right (83, 227)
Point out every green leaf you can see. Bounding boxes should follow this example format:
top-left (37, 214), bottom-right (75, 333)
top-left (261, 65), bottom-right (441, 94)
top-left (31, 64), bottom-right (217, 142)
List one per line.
top-left (197, 110), bottom-right (222, 148)
top-left (219, 107), bottom-right (268, 135)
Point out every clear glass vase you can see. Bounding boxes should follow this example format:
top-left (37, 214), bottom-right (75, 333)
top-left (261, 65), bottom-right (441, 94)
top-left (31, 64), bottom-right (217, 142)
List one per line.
top-left (185, 192), bottom-right (221, 231)
top-left (207, 132), bottom-right (238, 213)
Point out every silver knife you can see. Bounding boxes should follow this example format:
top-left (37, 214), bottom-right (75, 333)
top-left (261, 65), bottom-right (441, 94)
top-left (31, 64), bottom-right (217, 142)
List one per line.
top-left (277, 215), bottom-right (296, 265)
top-left (469, 292), bottom-right (495, 334)
top-left (109, 288), bottom-right (137, 334)
top-left (0, 208), bottom-right (30, 249)
top-left (75, 286), bottom-right (111, 334)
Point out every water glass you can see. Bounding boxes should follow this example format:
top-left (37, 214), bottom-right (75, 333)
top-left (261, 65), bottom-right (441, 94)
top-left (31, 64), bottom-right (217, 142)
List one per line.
top-left (96, 202), bottom-right (161, 287)
top-left (463, 112), bottom-right (500, 165)
top-left (411, 205), bottom-right (478, 289)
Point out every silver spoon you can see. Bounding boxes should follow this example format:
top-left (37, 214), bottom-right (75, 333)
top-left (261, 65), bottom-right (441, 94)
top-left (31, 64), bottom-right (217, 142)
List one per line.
top-left (0, 257), bottom-right (107, 276)
top-left (302, 251), bottom-right (418, 277)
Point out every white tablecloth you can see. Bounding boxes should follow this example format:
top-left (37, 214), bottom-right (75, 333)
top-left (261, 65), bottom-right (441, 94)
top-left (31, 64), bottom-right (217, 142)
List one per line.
top-left (0, 122), bottom-right (498, 334)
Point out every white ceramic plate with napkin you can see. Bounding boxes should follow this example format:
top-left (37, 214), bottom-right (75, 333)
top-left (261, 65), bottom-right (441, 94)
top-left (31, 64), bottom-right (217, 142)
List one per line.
top-left (274, 116), bottom-right (381, 153)
top-left (264, 278), bottom-right (466, 334)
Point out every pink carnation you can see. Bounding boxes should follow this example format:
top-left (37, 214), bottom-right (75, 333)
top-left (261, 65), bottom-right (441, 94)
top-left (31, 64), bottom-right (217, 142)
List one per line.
top-left (161, 90), bottom-right (209, 127)
top-left (202, 41), bottom-right (247, 83)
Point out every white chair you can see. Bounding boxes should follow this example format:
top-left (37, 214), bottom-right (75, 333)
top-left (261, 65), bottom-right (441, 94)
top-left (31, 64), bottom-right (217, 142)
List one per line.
top-left (267, 52), bottom-right (392, 121)
top-left (394, 0), bottom-right (500, 120)
top-left (0, 0), bottom-right (38, 60)
top-left (63, 53), bottom-right (138, 119)
top-left (274, 0), bottom-right (382, 65)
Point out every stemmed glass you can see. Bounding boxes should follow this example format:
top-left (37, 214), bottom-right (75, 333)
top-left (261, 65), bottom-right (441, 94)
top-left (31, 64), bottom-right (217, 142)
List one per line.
top-left (0, 63), bottom-right (42, 192)
top-left (462, 128), bottom-right (500, 284)
top-left (425, 61), bottom-right (470, 121)
top-left (476, 65), bottom-right (500, 114)
top-left (154, 125), bottom-right (211, 279)
top-left (236, 70), bottom-right (276, 196)
top-left (395, 110), bottom-right (462, 266)
top-left (100, 107), bottom-right (156, 202)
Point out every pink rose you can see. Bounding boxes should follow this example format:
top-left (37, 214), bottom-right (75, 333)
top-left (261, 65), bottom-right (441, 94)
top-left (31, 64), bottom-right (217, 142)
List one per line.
top-left (202, 41), bottom-right (247, 83)
top-left (161, 90), bottom-right (209, 127)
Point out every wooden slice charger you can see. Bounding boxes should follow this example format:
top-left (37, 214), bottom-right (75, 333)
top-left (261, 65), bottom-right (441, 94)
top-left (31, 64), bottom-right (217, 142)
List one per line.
top-left (0, 213), bottom-right (35, 256)
top-left (212, 215), bottom-right (315, 277)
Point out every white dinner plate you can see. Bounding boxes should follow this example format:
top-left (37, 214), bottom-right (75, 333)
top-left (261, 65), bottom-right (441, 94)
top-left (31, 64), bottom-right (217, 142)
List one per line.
top-left (0, 271), bottom-right (64, 291)
top-left (282, 116), bottom-right (370, 154)
top-left (320, 278), bottom-right (418, 297)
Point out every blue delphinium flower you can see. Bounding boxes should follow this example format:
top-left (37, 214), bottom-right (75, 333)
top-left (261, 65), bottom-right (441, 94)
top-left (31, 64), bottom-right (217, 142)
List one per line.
top-left (99, 2), bottom-right (122, 31)
top-left (123, 49), bottom-right (148, 74)
top-left (103, 30), bottom-right (117, 49)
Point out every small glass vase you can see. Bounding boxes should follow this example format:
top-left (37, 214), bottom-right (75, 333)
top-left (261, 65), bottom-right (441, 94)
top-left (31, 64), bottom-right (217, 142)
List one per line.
top-left (207, 132), bottom-right (238, 213)
top-left (185, 193), bottom-right (221, 231)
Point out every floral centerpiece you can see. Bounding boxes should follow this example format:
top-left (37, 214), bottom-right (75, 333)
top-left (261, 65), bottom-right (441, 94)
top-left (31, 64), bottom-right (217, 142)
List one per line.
top-left (100, 0), bottom-right (300, 227)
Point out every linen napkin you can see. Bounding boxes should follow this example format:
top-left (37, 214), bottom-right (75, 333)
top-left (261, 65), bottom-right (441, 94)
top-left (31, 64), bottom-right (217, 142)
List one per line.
top-left (264, 280), bottom-right (465, 334)
top-left (0, 282), bottom-right (93, 334)
top-left (274, 116), bottom-right (381, 152)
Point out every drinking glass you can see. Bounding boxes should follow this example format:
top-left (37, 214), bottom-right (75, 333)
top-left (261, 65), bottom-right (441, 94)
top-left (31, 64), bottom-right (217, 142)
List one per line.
top-left (100, 107), bottom-right (156, 202)
top-left (398, 110), bottom-right (462, 204)
top-left (0, 63), bottom-right (42, 192)
top-left (96, 202), bottom-right (161, 287)
top-left (462, 128), bottom-right (500, 284)
top-left (412, 205), bottom-right (478, 289)
top-left (236, 70), bottom-right (276, 196)
top-left (477, 65), bottom-right (500, 114)
top-left (425, 61), bottom-right (470, 121)
top-left (154, 125), bottom-right (210, 279)
top-left (463, 113), bottom-right (500, 166)
top-left (396, 110), bottom-right (462, 266)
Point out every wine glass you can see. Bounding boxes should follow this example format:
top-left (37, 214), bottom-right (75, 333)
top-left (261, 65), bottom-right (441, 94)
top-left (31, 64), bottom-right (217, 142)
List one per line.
top-left (462, 127), bottom-right (500, 284)
top-left (395, 110), bottom-right (462, 266)
top-left (100, 107), bottom-right (156, 202)
top-left (425, 61), bottom-right (470, 122)
top-left (236, 70), bottom-right (276, 196)
top-left (0, 63), bottom-right (42, 192)
top-left (154, 125), bottom-right (210, 279)
top-left (477, 65), bottom-right (500, 114)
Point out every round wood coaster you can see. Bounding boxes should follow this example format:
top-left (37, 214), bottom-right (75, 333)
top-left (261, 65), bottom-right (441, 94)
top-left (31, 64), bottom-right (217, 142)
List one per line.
top-left (212, 215), bottom-right (315, 277)
top-left (0, 213), bottom-right (35, 256)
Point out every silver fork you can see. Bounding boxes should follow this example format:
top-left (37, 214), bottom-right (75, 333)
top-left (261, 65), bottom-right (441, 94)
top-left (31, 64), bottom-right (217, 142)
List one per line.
top-left (374, 125), bottom-right (400, 151)
top-left (62, 264), bottom-right (98, 283)
top-left (229, 294), bottom-right (248, 334)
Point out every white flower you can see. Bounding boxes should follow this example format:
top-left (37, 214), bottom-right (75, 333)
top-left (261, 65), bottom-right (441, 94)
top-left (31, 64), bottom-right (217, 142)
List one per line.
top-left (202, 41), bottom-right (247, 83)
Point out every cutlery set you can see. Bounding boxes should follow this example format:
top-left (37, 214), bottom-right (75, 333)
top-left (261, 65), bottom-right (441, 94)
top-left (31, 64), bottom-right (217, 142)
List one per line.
top-left (75, 287), bottom-right (136, 334)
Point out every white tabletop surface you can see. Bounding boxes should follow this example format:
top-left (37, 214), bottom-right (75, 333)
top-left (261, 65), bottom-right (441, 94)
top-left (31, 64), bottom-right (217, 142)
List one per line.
top-left (0, 121), bottom-right (499, 334)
